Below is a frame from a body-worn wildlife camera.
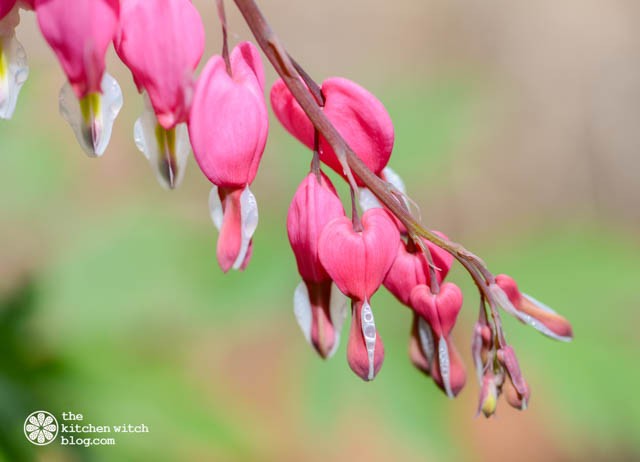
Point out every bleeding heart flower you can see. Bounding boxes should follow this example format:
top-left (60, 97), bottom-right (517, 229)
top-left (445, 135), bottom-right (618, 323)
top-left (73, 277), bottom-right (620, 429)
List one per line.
top-left (116, 0), bottom-right (205, 188)
top-left (189, 41), bottom-right (268, 272)
top-left (288, 171), bottom-right (348, 358)
top-left (494, 274), bottom-right (573, 342)
top-left (410, 283), bottom-right (466, 397)
top-left (270, 77), bottom-right (394, 184)
top-left (36, 0), bottom-right (122, 157)
top-left (0, 0), bottom-right (29, 119)
top-left (319, 208), bottom-right (399, 301)
top-left (497, 345), bottom-right (530, 410)
top-left (318, 208), bottom-right (399, 380)
top-left (383, 231), bottom-right (454, 306)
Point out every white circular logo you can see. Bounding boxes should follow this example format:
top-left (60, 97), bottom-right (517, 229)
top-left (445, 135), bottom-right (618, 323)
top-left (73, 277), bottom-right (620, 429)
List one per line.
top-left (24, 411), bottom-right (58, 446)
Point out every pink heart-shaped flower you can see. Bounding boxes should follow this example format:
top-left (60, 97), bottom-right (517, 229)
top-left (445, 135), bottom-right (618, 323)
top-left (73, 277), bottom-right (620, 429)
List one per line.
top-left (318, 208), bottom-right (399, 301)
top-left (36, 0), bottom-right (119, 98)
top-left (115, 0), bottom-right (205, 128)
top-left (270, 77), bottom-right (394, 185)
top-left (189, 42), bottom-right (268, 188)
top-left (384, 232), bottom-right (454, 306)
top-left (410, 283), bottom-right (463, 338)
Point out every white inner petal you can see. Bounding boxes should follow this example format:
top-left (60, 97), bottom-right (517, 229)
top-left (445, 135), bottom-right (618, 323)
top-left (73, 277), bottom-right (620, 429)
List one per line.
top-left (471, 326), bottom-right (485, 383)
top-left (208, 185), bottom-right (223, 230)
top-left (494, 285), bottom-right (571, 342)
top-left (438, 336), bottom-right (454, 398)
top-left (522, 293), bottom-right (558, 314)
top-left (417, 317), bottom-right (436, 367)
top-left (133, 93), bottom-right (189, 189)
top-left (360, 300), bottom-right (377, 380)
top-left (293, 281), bottom-right (312, 344)
top-left (231, 185), bottom-right (259, 270)
top-left (59, 72), bottom-right (122, 157)
top-left (358, 187), bottom-right (382, 211)
top-left (382, 166), bottom-right (406, 194)
top-left (327, 282), bottom-right (348, 358)
top-left (0, 33), bottom-right (28, 119)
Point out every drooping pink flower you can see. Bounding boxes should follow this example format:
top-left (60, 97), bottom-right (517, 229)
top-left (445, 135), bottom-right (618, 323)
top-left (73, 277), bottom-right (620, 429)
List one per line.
top-left (270, 77), bottom-right (394, 184)
top-left (383, 231), bottom-right (454, 306)
top-left (35, 0), bottom-right (122, 156)
top-left (318, 208), bottom-right (399, 380)
top-left (494, 274), bottom-right (573, 342)
top-left (116, 0), bottom-right (204, 130)
top-left (288, 172), bottom-right (348, 358)
top-left (36, 0), bottom-right (117, 98)
top-left (189, 41), bottom-right (268, 272)
top-left (410, 283), bottom-right (467, 397)
top-left (115, 0), bottom-right (205, 188)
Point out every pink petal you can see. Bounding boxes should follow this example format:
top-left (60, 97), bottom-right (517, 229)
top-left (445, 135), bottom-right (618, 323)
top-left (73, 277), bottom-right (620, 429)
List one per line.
top-left (293, 279), bottom-right (348, 359)
top-left (384, 232), bottom-right (454, 306)
top-left (270, 77), bottom-right (394, 184)
top-left (115, 0), bottom-right (204, 128)
top-left (287, 172), bottom-right (345, 283)
top-left (0, 1), bottom-right (17, 20)
top-left (210, 186), bottom-right (258, 272)
top-left (189, 43), bottom-right (268, 187)
top-left (36, 0), bottom-right (118, 98)
top-left (410, 282), bottom-right (463, 338)
top-left (318, 208), bottom-right (399, 300)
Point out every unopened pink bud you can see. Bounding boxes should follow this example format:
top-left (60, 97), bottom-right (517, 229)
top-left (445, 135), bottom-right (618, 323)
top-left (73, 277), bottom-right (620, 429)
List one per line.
top-left (477, 373), bottom-right (499, 418)
top-left (497, 345), bottom-right (529, 410)
top-left (495, 274), bottom-right (573, 342)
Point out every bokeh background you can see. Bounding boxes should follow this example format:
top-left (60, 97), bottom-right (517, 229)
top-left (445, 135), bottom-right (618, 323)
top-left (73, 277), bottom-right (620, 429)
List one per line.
top-left (1, 0), bottom-right (639, 461)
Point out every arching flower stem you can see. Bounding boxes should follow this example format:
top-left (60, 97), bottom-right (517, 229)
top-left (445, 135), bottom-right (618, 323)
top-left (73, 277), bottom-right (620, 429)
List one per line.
top-left (232, 0), bottom-right (506, 332)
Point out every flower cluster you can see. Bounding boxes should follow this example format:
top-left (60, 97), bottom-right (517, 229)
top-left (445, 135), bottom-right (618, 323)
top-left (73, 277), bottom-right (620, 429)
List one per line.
top-left (0, 0), bottom-right (574, 416)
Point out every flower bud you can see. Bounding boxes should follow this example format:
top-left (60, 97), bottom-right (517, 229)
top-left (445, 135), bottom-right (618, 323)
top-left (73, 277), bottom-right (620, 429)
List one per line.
top-left (477, 373), bottom-right (499, 418)
top-left (497, 345), bottom-right (530, 410)
top-left (494, 274), bottom-right (573, 342)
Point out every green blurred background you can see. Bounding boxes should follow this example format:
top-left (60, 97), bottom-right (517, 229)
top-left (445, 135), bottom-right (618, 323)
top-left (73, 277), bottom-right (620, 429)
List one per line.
top-left (1, 0), bottom-right (639, 461)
